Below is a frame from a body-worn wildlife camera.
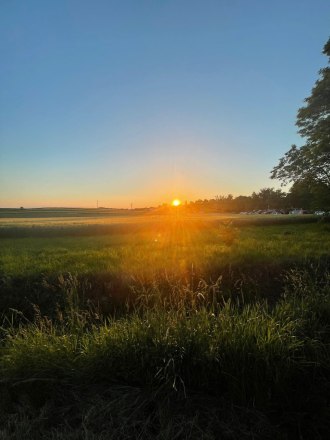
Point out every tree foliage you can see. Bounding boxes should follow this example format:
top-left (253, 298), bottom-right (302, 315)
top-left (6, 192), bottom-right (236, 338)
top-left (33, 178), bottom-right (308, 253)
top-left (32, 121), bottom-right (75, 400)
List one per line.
top-left (288, 178), bottom-right (330, 210)
top-left (271, 38), bottom-right (330, 186)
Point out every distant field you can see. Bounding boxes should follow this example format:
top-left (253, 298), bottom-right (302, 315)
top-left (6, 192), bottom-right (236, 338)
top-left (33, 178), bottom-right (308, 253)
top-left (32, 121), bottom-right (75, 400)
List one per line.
top-left (0, 210), bottom-right (327, 310)
top-left (0, 207), bottom-right (149, 218)
top-left (0, 212), bottom-right (325, 274)
top-left (0, 207), bottom-right (152, 228)
top-left (0, 207), bottom-right (318, 232)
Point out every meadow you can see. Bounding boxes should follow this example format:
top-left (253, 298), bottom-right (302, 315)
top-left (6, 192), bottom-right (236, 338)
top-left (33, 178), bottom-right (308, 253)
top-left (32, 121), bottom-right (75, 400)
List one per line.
top-left (0, 210), bottom-right (330, 439)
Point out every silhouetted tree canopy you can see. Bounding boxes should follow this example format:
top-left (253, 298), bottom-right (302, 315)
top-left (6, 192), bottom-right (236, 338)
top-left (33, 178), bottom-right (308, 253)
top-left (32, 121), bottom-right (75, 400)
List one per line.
top-left (288, 178), bottom-right (330, 210)
top-left (271, 38), bottom-right (330, 186)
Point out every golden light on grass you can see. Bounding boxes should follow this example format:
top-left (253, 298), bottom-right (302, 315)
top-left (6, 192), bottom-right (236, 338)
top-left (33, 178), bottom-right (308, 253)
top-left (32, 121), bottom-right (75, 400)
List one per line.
top-left (172, 199), bottom-right (181, 207)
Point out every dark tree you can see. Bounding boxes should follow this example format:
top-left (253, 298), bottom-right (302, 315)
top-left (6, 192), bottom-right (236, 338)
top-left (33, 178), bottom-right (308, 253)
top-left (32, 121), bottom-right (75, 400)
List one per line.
top-left (251, 188), bottom-right (286, 210)
top-left (271, 38), bottom-right (330, 186)
top-left (288, 178), bottom-right (330, 210)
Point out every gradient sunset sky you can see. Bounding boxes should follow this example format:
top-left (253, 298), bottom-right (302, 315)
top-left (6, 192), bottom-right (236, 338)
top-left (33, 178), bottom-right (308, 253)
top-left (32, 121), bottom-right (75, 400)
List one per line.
top-left (1, 0), bottom-right (329, 208)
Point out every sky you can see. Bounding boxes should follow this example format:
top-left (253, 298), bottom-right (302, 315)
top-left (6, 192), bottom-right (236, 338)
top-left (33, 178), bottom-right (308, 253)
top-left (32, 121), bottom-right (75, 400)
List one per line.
top-left (1, 0), bottom-right (329, 208)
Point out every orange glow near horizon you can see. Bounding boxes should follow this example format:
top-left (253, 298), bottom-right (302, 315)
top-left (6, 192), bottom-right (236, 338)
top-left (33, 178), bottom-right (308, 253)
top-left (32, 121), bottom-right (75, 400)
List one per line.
top-left (172, 199), bottom-right (181, 207)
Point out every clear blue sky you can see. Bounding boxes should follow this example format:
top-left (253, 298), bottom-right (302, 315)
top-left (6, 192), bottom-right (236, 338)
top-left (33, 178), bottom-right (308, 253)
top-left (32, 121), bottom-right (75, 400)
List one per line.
top-left (1, 0), bottom-right (329, 208)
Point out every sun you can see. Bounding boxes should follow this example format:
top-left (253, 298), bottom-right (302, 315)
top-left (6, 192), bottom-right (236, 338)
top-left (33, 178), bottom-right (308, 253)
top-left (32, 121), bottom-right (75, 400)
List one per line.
top-left (172, 198), bottom-right (181, 207)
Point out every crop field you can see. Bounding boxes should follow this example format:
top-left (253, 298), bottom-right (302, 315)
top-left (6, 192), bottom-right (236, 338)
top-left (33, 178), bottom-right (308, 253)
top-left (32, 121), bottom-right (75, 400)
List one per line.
top-left (1, 210), bottom-right (330, 439)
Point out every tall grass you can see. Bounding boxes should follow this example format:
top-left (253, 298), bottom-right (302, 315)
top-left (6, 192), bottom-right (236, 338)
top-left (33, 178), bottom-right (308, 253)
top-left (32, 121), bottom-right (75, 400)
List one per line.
top-left (1, 269), bottom-right (330, 438)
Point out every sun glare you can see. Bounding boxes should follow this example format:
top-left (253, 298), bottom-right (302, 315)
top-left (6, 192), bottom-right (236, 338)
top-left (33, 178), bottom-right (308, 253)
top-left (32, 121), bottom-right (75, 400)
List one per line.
top-left (172, 199), bottom-right (181, 207)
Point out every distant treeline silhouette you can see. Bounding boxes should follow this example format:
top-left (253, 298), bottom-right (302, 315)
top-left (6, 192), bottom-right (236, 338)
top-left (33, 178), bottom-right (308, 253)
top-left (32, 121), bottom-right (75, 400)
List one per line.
top-left (174, 182), bottom-right (330, 213)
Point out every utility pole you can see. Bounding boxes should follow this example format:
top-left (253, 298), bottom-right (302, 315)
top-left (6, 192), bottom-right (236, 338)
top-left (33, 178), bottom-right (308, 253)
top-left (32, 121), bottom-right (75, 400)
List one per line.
top-left (97, 200), bottom-right (98, 209)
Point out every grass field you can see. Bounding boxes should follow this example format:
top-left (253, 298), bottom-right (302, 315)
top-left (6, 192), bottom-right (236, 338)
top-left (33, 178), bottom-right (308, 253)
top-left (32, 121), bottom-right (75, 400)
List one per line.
top-left (0, 210), bottom-right (330, 439)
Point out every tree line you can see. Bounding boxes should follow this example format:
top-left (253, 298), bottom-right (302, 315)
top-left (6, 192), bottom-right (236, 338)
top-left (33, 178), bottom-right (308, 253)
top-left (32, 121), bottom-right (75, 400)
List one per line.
top-left (185, 182), bottom-right (330, 213)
